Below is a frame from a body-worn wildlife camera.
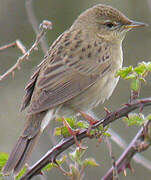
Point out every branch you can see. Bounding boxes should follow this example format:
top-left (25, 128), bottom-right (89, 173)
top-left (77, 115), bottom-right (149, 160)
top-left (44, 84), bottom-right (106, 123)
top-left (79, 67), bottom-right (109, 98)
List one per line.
top-left (25, 0), bottom-right (49, 54)
top-left (20, 97), bottom-right (151, 180)
top-left (0, 40), bottom-right (26, 54)
top-left (0, 20), bottom-right (52, 81)
top-left (90, 111), bottom-right (151, 171)
top-left (108, 128), bottom-right (151, 170)
top-left (102, 120), bottom-right (151, 180)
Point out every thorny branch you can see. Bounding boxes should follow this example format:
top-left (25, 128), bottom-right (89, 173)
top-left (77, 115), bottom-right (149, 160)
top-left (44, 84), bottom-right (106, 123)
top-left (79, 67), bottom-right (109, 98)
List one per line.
top-left (102, 120), bottom-right (151, 180)
top-left (90, 111), bottom-right (151, 171)
top-left (20, 98), bottom-right (151, 180)
top-left (0, 20), bottom-right (52, 81)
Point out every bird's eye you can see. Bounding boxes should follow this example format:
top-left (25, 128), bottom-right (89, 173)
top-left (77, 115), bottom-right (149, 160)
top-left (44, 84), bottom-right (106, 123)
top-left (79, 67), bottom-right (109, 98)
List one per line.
top-left (105, 22), bottom-right (115, 28)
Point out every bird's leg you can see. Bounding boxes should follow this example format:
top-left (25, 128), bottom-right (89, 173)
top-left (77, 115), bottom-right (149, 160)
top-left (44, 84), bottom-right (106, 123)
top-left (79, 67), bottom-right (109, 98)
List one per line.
top-left (79, 111), bottom-right (99, 136)
top-left (62, 118), bottom-right (81, 148)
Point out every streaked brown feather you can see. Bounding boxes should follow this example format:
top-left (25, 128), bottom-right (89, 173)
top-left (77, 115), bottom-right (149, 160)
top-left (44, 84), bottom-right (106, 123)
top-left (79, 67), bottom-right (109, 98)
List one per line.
top-left (20, 67), bottom-right (41, 111)
top-left (27, 30), bottom-right (111, 114)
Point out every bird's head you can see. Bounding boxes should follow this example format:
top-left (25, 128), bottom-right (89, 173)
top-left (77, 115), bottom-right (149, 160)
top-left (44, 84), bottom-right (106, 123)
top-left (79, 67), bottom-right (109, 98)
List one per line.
top-left (72, 4), bottom-right (148, 42)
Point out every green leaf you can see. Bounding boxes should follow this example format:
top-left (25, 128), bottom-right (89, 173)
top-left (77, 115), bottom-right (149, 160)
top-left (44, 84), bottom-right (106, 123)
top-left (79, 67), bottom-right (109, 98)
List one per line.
top-left (76, 121), bottom-right (89, 129)
top-left (139, 77), bottom-right (146, 83)
top-left (54, 127), bottom-right (62, 136)
top-left (130, 79), bottom-right (140, 91)
top-left (66, 118), bottom-right (77, 128)
top-left (103, 132), bottom-right (111, 137)
top-left (97, 125), bottom-right (110, 137)
top-left (42, 163), bottom-right (57, 171)
top-left (125, 74), bottom-right (136, 80)
top-left (69, 147), bottom-right (87, 164)
top-left (70, 164), bottom-right (79, 178)
top-left (123, 113), bottom-right (144, 126)
top-left (147, 62), bottom-right (151, 71)
top-left (116, 66), bottom-right (133, 78)
top-left (56, 117), bottom-right (77, 128)
top-left (15, 167), bottom-right (27, 180)
top-left (61, 126), bottom-right (71, 137)
top-left (134, 62), bottom-right (147, 75)
top-left (83, 158), bottom-right (99, 167)
top-left (54, 126), bottom-right (71, 137)
top-left (42, 155), bottom-right (67, 172)
top-left (0, 153), bottom-right (9, 171)
top-left (55, 117), bottom-right (78, 137)
top-left (98, 124), bottom-right (104, 131)
top-left (146, 114), bottom-right (151, 121)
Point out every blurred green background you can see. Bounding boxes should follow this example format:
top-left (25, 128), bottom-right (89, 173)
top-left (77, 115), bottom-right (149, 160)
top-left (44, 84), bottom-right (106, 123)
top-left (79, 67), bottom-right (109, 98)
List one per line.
top-left (0, 0), bottom-right (151, 179)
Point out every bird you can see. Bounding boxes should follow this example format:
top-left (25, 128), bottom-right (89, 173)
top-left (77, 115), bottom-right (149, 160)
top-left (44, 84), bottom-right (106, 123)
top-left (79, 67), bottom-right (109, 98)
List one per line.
top-left (2, 4), bottom-right (147, 176)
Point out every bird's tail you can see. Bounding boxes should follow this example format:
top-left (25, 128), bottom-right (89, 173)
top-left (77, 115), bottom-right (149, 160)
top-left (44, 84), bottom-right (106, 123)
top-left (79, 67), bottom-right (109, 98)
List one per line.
top-left (2, 110), bottom-right (54, 176)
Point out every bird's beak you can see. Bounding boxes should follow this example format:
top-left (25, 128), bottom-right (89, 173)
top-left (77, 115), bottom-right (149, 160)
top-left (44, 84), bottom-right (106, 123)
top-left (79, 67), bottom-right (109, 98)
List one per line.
top-left (124, 20), bottom-right (148, 29)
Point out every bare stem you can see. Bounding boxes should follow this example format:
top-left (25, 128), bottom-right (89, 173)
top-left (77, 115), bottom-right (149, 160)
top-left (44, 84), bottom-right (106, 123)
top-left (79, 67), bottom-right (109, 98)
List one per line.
top-left (25, 0), bottom-right (49, 53)
top-left (0, 20), bottom-right (52, 81)
top-left (0, 40), bottom-right (26, 54)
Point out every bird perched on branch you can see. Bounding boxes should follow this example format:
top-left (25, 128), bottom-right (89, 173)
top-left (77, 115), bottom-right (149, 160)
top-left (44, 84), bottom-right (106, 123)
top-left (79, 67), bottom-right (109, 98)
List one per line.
top-left (2, 4), bottom-right (147, 176)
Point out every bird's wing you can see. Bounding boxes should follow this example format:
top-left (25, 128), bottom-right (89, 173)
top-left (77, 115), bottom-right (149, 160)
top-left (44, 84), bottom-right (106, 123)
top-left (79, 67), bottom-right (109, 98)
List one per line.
top-left (21, 32), bottom-right (66, 111)
top-left (28, 55), bottom-right (111, 114)
top-left (22, 30), bottom-right (112, 114)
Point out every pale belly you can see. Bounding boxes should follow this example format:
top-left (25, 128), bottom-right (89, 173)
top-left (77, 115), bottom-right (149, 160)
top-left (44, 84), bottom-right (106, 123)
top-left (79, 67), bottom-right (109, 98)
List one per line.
top-left (57, 72), bottom-right (119, 117)
top-left (57, 44), bottom-right (123, 117)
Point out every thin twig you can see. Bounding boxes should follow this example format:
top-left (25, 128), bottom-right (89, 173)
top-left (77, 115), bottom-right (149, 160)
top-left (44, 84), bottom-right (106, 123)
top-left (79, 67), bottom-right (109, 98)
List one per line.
top-left (25, 0), bottom-right (49, 54)
top-left (102, 120), bottom-right (151, 180)
top-left (0, 20), bottom-right (52, 81)
top-left (20, 98), bottom-right (151, 180)
top-left (105, 137), bottom-right (119, 180)
top-left (0, 40), bottom-right (26, 54)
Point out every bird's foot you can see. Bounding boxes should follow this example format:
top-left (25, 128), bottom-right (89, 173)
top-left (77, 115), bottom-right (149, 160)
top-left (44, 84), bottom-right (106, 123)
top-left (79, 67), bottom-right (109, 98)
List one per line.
top-left (79, 111), bottom-right (99, 136)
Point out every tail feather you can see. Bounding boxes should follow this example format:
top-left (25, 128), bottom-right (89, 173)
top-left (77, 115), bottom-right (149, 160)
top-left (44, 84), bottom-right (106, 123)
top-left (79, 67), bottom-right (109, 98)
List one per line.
top-left (2, 136), bottom-right (27, 174)
top-left (2, 131), bottom-right (41, 176)
top-left (14, 132), bottom-right (41, 175)
top-left (2, 110), bottom-right (55, 176)
top-left (2, 112), bottom-right (46, 176)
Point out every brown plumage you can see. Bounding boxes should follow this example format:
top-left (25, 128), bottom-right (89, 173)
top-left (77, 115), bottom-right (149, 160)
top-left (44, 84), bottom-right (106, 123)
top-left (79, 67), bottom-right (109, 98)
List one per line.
top-left (2, 4), bottom-right (147, 176)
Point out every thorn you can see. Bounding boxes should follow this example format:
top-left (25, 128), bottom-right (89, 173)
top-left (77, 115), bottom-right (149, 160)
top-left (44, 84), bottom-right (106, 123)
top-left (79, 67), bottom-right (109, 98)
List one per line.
top-left (125, 114), bottom-right (129, 118)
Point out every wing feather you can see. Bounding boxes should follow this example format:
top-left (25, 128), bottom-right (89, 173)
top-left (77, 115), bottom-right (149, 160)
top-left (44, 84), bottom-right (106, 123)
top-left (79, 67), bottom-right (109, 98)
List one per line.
top-left (22, 30), bottom-right (111, 114)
